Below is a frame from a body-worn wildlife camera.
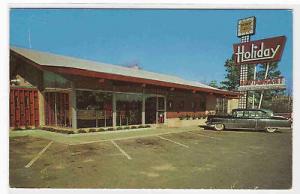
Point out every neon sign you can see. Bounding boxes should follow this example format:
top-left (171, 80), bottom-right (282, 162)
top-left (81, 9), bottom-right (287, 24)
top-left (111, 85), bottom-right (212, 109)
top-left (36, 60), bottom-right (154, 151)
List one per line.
top-left (233, 36), bottom-right (286, 65)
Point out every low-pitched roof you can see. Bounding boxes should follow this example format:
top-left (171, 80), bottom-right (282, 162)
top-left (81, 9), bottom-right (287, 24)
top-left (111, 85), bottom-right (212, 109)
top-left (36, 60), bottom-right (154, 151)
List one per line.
top-left (10, 46), bottom-right (238, 97)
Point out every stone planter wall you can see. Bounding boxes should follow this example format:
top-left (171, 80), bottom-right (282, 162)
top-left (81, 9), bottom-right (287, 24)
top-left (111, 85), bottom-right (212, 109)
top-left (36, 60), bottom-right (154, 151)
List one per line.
top-left (166, 118), bottom-right (206, 128)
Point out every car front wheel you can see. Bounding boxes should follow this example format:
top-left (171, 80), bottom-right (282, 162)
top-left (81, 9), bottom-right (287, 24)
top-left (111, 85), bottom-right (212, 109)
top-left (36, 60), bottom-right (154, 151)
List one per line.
top-left (214, 123), bottom-right (224, 131)
top-left (265, 127), bottom-right (277, 133)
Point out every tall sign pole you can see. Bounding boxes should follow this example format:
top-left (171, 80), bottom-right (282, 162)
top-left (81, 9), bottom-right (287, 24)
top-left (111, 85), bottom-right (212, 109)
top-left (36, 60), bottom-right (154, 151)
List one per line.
top-left (252, 64), bottom-right (257, 108)
top-left (237, 17), bottom-right (256, 108)
top-left (258, 62), bottom-right (270, 108)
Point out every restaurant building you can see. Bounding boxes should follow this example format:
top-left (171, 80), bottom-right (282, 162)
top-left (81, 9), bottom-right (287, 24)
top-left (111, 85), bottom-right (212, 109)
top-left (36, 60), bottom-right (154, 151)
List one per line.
top-left (9, 47), bottom-right (239, 130)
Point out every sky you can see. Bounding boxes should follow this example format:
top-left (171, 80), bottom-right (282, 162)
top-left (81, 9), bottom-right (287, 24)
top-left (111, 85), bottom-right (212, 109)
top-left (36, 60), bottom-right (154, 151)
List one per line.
top-left (10, 9), bottom-right (293, 93)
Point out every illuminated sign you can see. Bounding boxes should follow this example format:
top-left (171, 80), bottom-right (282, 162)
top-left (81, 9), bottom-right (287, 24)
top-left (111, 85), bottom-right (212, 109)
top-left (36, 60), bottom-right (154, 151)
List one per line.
top-left (238, 77), bottom-right (286, 91)
top-left (233, 36), bottom-right (286, 65)
top-left (237, 16), bottom-right (256, 37)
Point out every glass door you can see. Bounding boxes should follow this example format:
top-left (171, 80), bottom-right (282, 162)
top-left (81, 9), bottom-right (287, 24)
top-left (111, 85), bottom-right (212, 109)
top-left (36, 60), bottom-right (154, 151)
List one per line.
top-left (157, 97), bottom-right (165, 124)
top-left (44, 92), bottom-right (70, 127)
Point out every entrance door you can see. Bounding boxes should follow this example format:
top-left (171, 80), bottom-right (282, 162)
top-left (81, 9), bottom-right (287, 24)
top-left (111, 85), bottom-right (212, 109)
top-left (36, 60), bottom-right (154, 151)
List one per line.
top-left (145, 96), bottom-right (166, 124)
top-left (10, 88), bottom-right (39, 128)
top-left (145, 97), bottom-right (156, 124)
top-left (44, 92), bottom-right (70, 127)
top-left (157, 97), bottom-right (165, 124)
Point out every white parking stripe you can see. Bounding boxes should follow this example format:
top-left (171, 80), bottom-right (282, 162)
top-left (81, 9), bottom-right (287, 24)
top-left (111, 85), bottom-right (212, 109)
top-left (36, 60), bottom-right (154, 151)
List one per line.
top-left (187, 131), bottom-right (222, 140)
top-left (25, 141), bottom-right (53, 168)
top-left (111, 140), bottom-right (132, 160)
top-left (158, 136), bottom-right (189, 148)
top-left (68, 130), bottom-right (195, 146)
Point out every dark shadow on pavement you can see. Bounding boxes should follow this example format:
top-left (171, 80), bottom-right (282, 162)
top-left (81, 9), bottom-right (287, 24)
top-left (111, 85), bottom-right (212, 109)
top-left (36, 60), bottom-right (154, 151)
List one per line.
top-left (198, 125), bottom-right (286, 134)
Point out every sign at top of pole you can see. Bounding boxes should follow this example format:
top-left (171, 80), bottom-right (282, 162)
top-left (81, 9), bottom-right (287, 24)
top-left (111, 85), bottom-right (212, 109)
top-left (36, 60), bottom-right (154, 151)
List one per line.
top-left (237, 16), bottom-right (256, 37)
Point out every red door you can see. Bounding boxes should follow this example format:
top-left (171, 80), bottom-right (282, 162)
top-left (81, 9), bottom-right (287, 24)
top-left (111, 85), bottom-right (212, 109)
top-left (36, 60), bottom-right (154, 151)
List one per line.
top-left (10, 88), bottom-right (39, 128)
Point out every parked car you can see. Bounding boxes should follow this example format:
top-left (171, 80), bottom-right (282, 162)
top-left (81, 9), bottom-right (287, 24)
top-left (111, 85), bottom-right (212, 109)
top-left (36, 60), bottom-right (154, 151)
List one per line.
top-left (205, 108), bottom-right (292, 133)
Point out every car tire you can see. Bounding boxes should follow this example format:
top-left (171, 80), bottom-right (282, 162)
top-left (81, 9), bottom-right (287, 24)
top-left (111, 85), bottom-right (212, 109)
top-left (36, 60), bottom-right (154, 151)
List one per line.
top-left (214, 123), bottom-right (224, 131)
top-left (265, 127), bottom-right (277, 133)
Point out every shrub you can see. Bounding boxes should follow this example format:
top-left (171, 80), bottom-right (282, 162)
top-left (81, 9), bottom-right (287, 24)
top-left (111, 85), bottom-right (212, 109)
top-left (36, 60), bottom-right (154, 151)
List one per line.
top-left (179, 115), bottom-right (184, 120)
top-left (123, 126), bottom-right (130, 130)
top-left (117, 127), bottom-right (123, 130)
top-left (25, 125), bottom-right (32, 129)
top-left (138, 125), bottom-right (144, 128)
top-left (131, 126), bottom-right (137, 129)
top-left (107, 127), bottom-right (114, 131)
top-left (88, 128), bottom-right (97, 133)
top-left (145, 125), bottom-right (151, 128)
top-left (61, 130), bottom-right (73, 134)
top-left (42, 127), bottom-right (55, 132)
top-left (39, 127), bottom-right (74, 134)
top-left (13, 127), bottom-right (24, 131)
top-left (67, 130), bottom-right (75, 134)
top-left (78, 129), bottom-right (87, 133)
top-left (97, 128), bottom-right (105, 132)
top-left (185, 114), bottom-right (191, 120)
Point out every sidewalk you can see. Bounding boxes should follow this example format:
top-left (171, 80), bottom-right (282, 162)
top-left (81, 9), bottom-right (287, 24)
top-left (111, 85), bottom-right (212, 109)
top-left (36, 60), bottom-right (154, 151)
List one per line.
top-left (10, 126), bottom-right (202, 145)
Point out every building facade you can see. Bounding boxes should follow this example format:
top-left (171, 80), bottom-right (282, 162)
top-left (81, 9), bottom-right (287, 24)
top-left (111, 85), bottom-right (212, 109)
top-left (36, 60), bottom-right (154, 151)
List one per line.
top-left (9, 47), bottom-right (239, 130)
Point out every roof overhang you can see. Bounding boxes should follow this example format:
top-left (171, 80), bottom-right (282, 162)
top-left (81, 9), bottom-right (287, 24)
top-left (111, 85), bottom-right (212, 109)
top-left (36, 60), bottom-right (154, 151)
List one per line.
top-left (10, 49), bottom-right (239, 98)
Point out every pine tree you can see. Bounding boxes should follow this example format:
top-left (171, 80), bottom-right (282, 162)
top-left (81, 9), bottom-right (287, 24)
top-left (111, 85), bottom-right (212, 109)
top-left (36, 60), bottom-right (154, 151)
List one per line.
top-left (220, 57), bottom-right (240, 91)
top-left (220, 57), bottom-right (285, 109)
top-left (256, 62), bottom-right (281, 80)
top-left (208, 80), bottom-right (219, 88)
top-left (255, 62), bottom-right (285, 108)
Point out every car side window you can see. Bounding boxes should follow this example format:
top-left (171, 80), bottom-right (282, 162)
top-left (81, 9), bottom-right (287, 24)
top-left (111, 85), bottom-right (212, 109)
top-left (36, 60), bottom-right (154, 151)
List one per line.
top-left (255, 111), bottom-right (267, 118)
top-left (234, 111), bottom-right (244, 118)
top-left (243, 111), bottom-right (249, 118)
top-left (255, 111), bottom-right (262, 118)
top-left (249, 111), bottom-right (256, 118)
top-left (242, 111), bottom-right (256, 118)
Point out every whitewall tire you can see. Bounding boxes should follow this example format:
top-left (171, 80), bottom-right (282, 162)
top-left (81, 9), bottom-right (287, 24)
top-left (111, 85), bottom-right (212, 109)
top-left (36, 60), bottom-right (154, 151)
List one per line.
top-left (265, 127), bottom-right (277, 133)
top-left (214, 123), bottom-right (224, 131)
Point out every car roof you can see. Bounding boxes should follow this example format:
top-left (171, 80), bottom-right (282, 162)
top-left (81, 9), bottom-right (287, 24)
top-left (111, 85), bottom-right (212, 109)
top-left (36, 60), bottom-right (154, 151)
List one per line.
top-left (232, 108), bottom-right (272, 112)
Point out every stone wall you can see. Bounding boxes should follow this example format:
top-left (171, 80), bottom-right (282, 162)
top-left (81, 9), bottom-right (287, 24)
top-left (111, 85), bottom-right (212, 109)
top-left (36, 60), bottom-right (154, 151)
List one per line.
top-left (166, 118), bottom-right (206, 128)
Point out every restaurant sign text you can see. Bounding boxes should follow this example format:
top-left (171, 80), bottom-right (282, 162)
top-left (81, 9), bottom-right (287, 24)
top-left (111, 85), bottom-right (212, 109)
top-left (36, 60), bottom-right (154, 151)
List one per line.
top-left (233, 36), bottom-right (286, 65)
top-left (238, 77), bottom-right (286, 91)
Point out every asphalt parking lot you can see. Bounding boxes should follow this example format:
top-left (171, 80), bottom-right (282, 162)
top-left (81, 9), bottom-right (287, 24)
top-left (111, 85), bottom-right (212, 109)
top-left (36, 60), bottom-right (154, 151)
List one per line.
top-left (9, 128), bottom-right (292, 189)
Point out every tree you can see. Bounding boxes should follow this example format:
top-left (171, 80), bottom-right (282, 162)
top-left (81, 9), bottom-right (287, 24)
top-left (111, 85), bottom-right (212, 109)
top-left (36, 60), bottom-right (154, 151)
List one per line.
top-left (220, 57), bottom-right (240, 91)
top-left (208, 80), bottom-right (219, 88)
top-left (255, 62), bottom-right (285, 108)
top-left (220, 55), bottom-right (256, 91)
top-left (256, 62), bottom-right (281, 81)
top-left (220, 56), bottom-right (285, 109)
